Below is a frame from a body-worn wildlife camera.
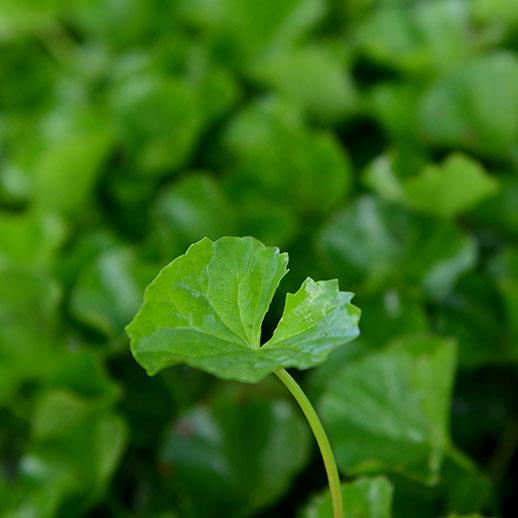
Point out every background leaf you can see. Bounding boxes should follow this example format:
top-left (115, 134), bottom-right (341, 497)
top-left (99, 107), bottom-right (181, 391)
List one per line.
top-left (300, 476), bottom-right (393, 518)
top-left (320, 336), bottom-right (457, 484)
top-left (159, 385), bottom-right (311, 517)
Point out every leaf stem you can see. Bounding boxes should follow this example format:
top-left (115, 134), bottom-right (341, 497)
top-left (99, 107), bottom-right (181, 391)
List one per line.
top-left (275, 368), bottom-right (343, 518)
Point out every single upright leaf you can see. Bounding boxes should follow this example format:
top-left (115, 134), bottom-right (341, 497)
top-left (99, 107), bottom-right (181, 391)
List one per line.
top-left (126, 236), bottom-right (360, 383)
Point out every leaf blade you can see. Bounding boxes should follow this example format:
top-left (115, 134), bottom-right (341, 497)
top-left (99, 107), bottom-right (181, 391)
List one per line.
top-left (126, 236), bottom-right (360, 383)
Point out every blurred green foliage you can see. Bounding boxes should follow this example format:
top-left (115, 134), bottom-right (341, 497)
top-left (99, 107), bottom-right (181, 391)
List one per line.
top-left (0, 0), bottom-right (517, 516)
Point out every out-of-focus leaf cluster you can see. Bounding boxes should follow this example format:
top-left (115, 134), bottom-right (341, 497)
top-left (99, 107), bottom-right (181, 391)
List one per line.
top-left (0, 0), bottom-right (516, 516)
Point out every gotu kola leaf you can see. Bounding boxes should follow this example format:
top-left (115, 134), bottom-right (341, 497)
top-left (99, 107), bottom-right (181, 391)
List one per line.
top-left (126, 236), bottom-right (360, 383)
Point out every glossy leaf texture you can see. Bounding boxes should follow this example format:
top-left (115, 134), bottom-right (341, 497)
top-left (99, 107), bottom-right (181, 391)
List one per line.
top-left (126, 236), bottom-right (360, 382)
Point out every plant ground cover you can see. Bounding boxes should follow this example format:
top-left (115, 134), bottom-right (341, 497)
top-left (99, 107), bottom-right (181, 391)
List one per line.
top-left (0, 0), bottom-right (517, 516)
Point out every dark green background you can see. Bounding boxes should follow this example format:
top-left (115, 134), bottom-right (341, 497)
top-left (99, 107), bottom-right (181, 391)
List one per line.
top-left (0, 0), bottom-right (517, 516)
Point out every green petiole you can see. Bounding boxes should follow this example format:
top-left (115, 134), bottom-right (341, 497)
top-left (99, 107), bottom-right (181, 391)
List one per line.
top-left (275, 368), bottom-right (343, 518)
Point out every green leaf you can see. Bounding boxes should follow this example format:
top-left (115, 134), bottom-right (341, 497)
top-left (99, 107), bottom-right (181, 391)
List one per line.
top-left (0, 0), bottom-right (61, 41)
top-left (178, 0), bottom-right (325, 67)
top-left (20, 391), bottom-right (127, 515)
top-left (4, 351), bottom-right (126, 517)
top-left (403, 154), bottom-right (499, 219)
top-left (490, 247), bottom-right (518, 341)
top-left (70, 246), bottom-right (155, 337)
top-left (364, 153), bottom-right (499, 219)
top-left (436, 273), bottom-right (515, 367)
top-left (319, 196), bottom-right (477, 298)
top-left (223, 99), bottom-right (352, 214)
top-left (389, 448), bottom-right (495, 518)
top-left (110, 74), bottom-right (203, 175)
top-left (0, 211), bottom-right (66, 270)
top-left (420, 52), bottom-right (518, 159)
top-left (300, 476), bottom-right (394, 518)
top-left (126, 236), bottom-right (360, 383)
top-left (472, 174), bottom-right (518, 238)
top-left (0, 43), bottom-right (55, 113)
top-left (0, 267), bottom-right (62, 403)
top-left (320, 335), bottom-right (457, 484)
top-left (250, 42), bottom-right (357, 121)
top-left (307, 289), bottom-right (427, 400)
top-left (46, 349), bottom-right (120, 402)
top-left (473, 0), bottom-right (518, 39)
top-left (159, 386), bottom-right (311, 517)
top-left (368, 83), bottom-right (425, 147)
top-left (0, 476), bottom-right (68, 518)
top-left (356, 1), bottom-right (472, 74)
top-left (70, 0), bottom-right (180, 47)
top-left (265, 278), bottom-right (360, 356)
top-left (33, 107), bottom-right (113, 218)
top-left (440, 448), bottom-right (495, 516)
top-left (236, 197), bottom-right (297, 247)
top-left (363, 152), bottom-right (412, 204)
top-left (152, 173), bottom-right (237, 258)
